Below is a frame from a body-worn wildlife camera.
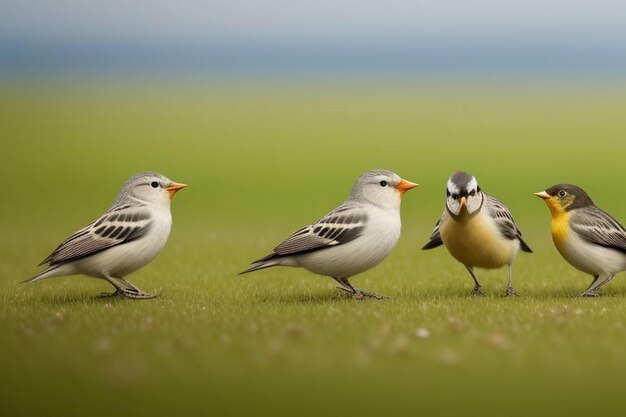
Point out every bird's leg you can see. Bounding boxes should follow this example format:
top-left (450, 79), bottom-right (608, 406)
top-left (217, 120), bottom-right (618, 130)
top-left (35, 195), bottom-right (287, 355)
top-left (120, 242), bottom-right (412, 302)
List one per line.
top-left (505, 264), bottom-right (520, 297)
top-left (580, 275), bottom-right (600, 297)
top-left (99, 274), bottom-right (125, 298)
top-left (335, 277), bottom-right (389, 300)
top-left (332, 277), bottom-right (356, 295)
top-left (581, 274), bottom-right (614, 297)
top-left (465, 266), bottom-right (485, 296)
top-left (118, 277), bottom-right (158, 299)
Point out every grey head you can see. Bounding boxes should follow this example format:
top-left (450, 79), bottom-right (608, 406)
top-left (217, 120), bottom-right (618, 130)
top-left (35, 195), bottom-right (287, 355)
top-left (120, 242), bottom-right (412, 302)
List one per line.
top-left (113, 171), bottom-right (187, 207)
top-left (446, 171), bottom-right (484, 216)
top-left (543, 183), bottom-right (595, 211)
top-left (348, 169), bottom-right (417, 209)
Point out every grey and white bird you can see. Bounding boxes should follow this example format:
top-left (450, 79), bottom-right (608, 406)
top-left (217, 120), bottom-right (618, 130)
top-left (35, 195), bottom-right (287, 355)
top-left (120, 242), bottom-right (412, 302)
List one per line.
top-left (239, 169), bottom-right (418, 299)
top-left (535, 184), bottom-right (626, 297)
top-left (422, 171), bottom-right (532, 296)
top-left (22, 172), bottom-right (186, 299)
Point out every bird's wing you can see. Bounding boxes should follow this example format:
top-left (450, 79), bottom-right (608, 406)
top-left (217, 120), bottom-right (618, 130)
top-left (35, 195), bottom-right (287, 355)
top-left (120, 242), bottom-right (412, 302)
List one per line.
top-left (257, 204), bottom-right (368, 261)
top-left (422, 212), bottom-right (445, 250)
top-left (486, 195), bottom-right (532, 252)
top-left (570, 206), bottom-right (626, 254)
top-left (40, 203), bottom-right (154, 266)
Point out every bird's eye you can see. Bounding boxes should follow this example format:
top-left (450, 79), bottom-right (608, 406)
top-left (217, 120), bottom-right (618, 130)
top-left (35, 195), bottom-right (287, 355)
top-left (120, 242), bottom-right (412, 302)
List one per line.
top-left (452, 193), bottom-right (459, 200)
top-left (469, 190), bottom-right (476, 197)
top-left (558, 190), bottom-right (567, 198)
top-left (151, 181), bottom-right (160, 188)
top-left (379, 180), bottom-right (388, 187)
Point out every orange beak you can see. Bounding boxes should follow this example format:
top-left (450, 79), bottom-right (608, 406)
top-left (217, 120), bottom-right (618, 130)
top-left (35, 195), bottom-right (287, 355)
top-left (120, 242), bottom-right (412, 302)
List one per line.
top-left (396, 179), bottom-right (418, 197)
top-left (166, 182), bottom-right (187, 198)
top-left (534, 191), bottom-right (550, 200)
top-left (459, 196), bottom-right (467, 209)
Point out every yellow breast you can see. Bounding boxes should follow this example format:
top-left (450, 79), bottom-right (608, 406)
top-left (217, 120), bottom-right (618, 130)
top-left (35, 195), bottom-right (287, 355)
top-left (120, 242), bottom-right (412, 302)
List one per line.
top-left (543, 196), bottom-right (571, 253)
top-left (440, 211), bottom-right (516, 269)
top-left (550, 211), bottom-right (570, 253)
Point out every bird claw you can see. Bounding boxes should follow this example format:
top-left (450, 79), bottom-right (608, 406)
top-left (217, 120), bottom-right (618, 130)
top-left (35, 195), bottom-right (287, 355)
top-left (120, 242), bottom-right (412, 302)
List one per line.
top-left (505, 287), bottom-right (520, 297)
top-left (357, 291), bottom-right (390, 300)
top-left (336, 286), bottom-right (389, 300)
top-left (98, 288), bottom-right (157, 300)
top-left (580, 290), bottom-right (601, 297)
top-left (120, 288), bottom-right (158, 299)
top-left (99, 290), bottom-right (121, 298)
top-left (471, 285), bottom-right (485, 296)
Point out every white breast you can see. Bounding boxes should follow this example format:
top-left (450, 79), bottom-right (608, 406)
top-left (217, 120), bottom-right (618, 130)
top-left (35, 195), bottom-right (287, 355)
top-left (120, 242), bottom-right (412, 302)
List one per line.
top-left (73, 207), bottom-right (172, 278)
top-left (296, 206), bottom-right (402, 278)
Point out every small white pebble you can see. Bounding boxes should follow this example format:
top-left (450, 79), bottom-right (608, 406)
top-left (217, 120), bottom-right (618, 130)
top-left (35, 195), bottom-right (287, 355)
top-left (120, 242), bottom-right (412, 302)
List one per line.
top-left (415, 328), bottom-right (431, 339)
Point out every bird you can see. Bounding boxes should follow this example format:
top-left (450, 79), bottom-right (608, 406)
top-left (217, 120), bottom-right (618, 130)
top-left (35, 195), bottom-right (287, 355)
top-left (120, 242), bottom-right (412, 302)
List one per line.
top-left (21, 171), bottom-right (187, 299)
top-left (535, 184), bottom-right (626, 297)
top-left (239, 169), bottom-right (418, 299)
top-left (422, 171), bottom-right (532, 296)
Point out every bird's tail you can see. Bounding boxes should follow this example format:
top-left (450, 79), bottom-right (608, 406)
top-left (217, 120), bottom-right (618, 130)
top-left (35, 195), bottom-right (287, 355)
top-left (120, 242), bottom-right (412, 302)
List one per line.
top-left (238, 261), bottom-right (279, 275)
top-left (519, 237), bottom-right (533, 253)
top-left (238, 254), bottom-right (280, 275)
top-left (19, 266), bottom-right (61, 286)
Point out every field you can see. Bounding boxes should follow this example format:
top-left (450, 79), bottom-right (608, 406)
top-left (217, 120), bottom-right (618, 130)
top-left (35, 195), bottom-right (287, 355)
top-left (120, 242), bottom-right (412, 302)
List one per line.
top-left (1, 79), bottom-right (626, 416)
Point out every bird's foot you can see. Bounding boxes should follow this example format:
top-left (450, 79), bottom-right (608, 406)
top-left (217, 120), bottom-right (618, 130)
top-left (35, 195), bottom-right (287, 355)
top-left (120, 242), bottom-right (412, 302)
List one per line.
top-left (99, 288), bottom-right (157, 299)
top-left (505, 286), bottom-right (520, 297)
top-left (336, 286), bottom-right (389, 300)
top-left (99, 289), bottom-right (122, 298)
top-left (355, 290), bottom-right (390, 300)
top-left (471, 285), bottom-right (485, 297)
top-left (580, 290), bottom-right (601, 298)
top-left (119, 287), bottom-right (158, 299)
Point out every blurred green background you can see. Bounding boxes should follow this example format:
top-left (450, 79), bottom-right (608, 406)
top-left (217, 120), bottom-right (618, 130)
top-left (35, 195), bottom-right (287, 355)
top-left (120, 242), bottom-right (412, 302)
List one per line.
top-left (1, 79), bottom-right (626, 416)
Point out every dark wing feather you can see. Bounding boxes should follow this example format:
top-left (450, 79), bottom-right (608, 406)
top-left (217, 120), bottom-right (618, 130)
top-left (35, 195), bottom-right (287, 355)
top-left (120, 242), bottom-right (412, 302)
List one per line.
top-left (570, 206), bottom-right (626, 254)
top-left (255, 204), bottom-right (368, 261)
top-left (486, 195), bottom-right (532, 253)
top-left (41, 205), bottom-right (153, 266)
top-left (422, 212), bottom-right (444, 250)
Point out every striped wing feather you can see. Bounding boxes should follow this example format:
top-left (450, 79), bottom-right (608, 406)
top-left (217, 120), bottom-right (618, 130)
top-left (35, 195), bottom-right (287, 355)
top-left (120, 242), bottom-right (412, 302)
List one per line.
top-left (40, 205), bottom-right (153, 266)
top-left (571, 206), bottom-right (626, 254)
top-left (486, 195), bottom-right (532, 252)
top-left (422, 213), bottom-right (444, 250)
top-left (257, 204), bottom-right (368, 261)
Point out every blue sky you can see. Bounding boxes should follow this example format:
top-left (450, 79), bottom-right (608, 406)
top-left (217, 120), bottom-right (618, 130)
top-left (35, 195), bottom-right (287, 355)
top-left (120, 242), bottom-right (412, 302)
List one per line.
top-left (2, 0), bottom-right (626, 74)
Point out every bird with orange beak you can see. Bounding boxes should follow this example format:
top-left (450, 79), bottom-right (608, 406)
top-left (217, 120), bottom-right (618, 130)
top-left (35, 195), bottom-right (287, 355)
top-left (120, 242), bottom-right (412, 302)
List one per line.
top-left (423, 171), bottom-right (532, 296)
top-left (22, 172), bottom-right (187, 299)
top-left (240, 169), bottom-right (417, 299)
top-left (535, 184), bottom-right (626, 297)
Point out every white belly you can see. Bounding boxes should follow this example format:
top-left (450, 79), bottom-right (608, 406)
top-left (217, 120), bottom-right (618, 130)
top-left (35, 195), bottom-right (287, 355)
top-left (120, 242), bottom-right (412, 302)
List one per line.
top-left (562, 232), bottom-right (626, 276)
top-left (72, 208), bottom-right (172, 278)
top-left (295, 207), bottom-right (401, 278)
top-left (440, 210), bottom-right (519, 269)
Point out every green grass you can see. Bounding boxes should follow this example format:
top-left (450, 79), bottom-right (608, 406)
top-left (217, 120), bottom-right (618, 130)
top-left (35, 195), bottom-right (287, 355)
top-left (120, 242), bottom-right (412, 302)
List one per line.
top-left (1, 79), bottom-right (626, 416)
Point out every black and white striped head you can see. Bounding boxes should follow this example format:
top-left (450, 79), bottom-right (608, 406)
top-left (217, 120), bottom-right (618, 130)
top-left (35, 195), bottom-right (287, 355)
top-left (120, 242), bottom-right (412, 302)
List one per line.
top-left (445, 171), bottom-right (484, 216)
top-left (349, 169), bottom-right (417, 209)
top-left (114, 171), bottom-right (187, 207)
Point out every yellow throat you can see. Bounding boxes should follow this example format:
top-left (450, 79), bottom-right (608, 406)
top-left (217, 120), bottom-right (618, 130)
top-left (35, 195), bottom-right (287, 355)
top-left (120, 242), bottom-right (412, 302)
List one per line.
top-left (545, 197), bottom-right (570, 252)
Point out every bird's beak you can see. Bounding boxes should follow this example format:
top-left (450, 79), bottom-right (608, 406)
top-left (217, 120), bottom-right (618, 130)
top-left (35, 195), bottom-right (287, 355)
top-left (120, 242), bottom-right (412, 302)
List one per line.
top-left (534, 191), bottom-right (550, 200)
top-left (459, 196), bottom-right (467, 209)
top-left (166, 182), bottom-right (187, 198)
top-left (396, 179), bottom-right (418, 197)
